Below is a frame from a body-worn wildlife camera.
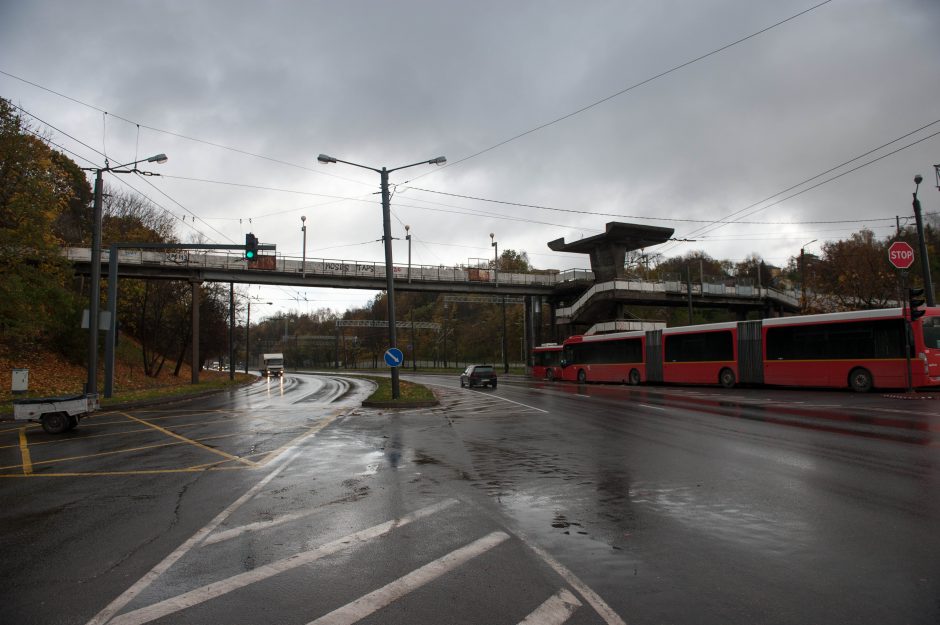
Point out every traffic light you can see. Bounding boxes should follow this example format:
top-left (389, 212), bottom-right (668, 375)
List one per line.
top-left (245, 233), bottom-right (258, 260)
top-left (909, 287), bottom-right (926, 321)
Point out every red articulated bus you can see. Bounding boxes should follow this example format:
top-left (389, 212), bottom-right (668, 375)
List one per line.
top-left (531, 343), bottom-right (564, 381)
top-left (546, 307), bottom-right (940, 391)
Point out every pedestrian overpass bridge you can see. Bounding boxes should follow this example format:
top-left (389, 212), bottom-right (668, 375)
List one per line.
top-left (65, 246), bottom-right (802, 318)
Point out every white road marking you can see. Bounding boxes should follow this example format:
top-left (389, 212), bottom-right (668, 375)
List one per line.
top-left (107, 499), bottom-right (458, 625)
top-left (422, 379), bottom-right (549, 413)
top-left (638, 403), bottom-right (667, 411)
top-left (86, 412), bottom-right (341, 625)
top-left (510, 531), bottom-right (626, 625)
top-left (307, 531), bottom-right (510, 625)
top-left (86, 455), bottom-right (293, 625)
top-left (517, 588), bottom-right (582, 625)
top-left (202, 510), bottom-right (316, 545)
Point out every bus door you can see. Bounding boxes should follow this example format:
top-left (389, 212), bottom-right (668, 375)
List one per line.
top-left (645, 330), bottom-right (663, 383)
top-left (737, 320), bottom-right (763, 384)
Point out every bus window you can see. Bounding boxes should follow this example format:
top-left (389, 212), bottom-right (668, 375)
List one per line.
top-left (922, 317), bottom-right (940, 349)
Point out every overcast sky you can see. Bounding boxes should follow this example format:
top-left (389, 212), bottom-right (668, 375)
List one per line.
top-left (2, 0), bottom-right (939, 317)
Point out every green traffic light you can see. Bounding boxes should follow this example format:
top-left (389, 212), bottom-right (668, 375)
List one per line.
top-left (246, 250), bottom-right (255, 259)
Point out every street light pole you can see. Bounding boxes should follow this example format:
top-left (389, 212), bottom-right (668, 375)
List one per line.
top-left (301, 215), bottom-right (307, 278)
top-left (800, 239), bottom-right (817, 314)
top-left (82, 153), bottom-right (167, 395)
top-left (491, 233), bottom-right (508, 373)
top-left (405, 225), bottom-right (412, 283)
top-left (317, 153), bottom-right (445, 399)
top-left (912, 175), bottom-right (935, 306)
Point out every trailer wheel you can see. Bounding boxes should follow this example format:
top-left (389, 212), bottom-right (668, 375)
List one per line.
top-left (577, 369), bottom-right (587, 384)
top-left (42, 412), bottom-right (70, 435)
top-left (719, 368), bottom-right (736, 388)
top-left (849, 368), bottom-right (873, 393)
top-left (628, 369), bottom-right (641, 386)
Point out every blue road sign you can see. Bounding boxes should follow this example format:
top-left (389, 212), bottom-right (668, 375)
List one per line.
top-left (384, 347), bottom-right (404, 367)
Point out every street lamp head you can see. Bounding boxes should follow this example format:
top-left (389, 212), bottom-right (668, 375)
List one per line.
top-left (301, 215), bottom-right (306, 223)
top-left (428, 156), bottom-right (447, 166)
top-left (147, 153), bottom-right (168, 164)
top-left (914, 174), bottom-right (923, 185)
top-left (405, 224), bottom-right (410, 232)
top-left (318, 154), bottom-right (337, 164)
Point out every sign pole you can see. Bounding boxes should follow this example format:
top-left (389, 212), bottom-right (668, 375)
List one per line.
top-left (900, 270), bottom-right (912, 392)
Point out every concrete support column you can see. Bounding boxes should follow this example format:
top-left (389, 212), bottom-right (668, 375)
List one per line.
top-left (191, 280), bottom-right (200, 385)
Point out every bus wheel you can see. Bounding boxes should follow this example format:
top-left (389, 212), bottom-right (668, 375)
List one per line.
top-left (719, 368), bottom-right (736, 388)
top-left (546, 369), bottom-right (554, 382)
top-left (628, 369), bottom-right (641, 385)
top-left (849, 368), bottom-right (873, 393)
top-left (577, 369), bottom-right (587, 384)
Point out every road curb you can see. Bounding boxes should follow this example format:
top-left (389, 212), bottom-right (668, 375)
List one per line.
top-left (361, 399), bottom-right (440, 409)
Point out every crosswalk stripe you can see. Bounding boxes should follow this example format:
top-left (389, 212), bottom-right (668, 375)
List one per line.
top-left (108, 499), bottom-right (458, 625)
top-left (307, 531), bottom-right (510, 625)
top-left (517, 588), bottom-right (582, 625)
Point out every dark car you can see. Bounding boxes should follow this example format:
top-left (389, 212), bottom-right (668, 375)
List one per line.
top-left (460, 365), bottom-right (498, 389)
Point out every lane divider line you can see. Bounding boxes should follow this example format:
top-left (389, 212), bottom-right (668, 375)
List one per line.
top-left (517, 588), bottom-right (582, 625)
top-left (120, 412), bottom-right (256, 467)
top-left (18, 428), bottom-right (32, 476)
top-left (106, 499), bottom-right (460, 625)
top-left (307, 530), bottom-right (510, 625)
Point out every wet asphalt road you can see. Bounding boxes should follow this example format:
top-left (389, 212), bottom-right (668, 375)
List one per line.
top-left (1, 373), bottom-right (938, 624)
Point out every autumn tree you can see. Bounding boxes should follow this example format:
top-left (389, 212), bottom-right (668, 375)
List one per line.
top-left (0, 97), bottom-right (86, 355)
top-left (814, 229), bottom-right (895, 310)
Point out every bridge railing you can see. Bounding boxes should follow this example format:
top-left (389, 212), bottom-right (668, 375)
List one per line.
top-left (555, 278), bottom-right (801, 320)
top-left (64, 247), bottom-right (576, 288)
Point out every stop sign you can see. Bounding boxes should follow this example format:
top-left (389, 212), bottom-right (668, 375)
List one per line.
top-left (888, 241), bottom-right (915, 269)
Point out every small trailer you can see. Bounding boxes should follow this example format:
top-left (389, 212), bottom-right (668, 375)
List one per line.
top-left (13, 393), bottom-right (99, 434)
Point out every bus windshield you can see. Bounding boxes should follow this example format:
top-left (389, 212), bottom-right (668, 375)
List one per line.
top-left (922, 317), bottom-right (940, 350)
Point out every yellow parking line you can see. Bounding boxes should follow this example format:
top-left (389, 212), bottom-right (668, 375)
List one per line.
top-left (0, 432), bottom-right (246, 472)
top-left (0, 465), bottom-right (250, 478)
top-left (0, 417), bottom-right (242, 451)
top-left (120, 412), bottom-right (256, 467)
top-left (18, 428), bottom-right (32, 475)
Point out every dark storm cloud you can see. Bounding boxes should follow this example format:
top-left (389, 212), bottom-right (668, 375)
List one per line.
top-left (2, 0), bottom-right (939, 311)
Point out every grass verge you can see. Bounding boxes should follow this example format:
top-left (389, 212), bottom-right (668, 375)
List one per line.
top-left (356, 375), bottom-right (436, 404)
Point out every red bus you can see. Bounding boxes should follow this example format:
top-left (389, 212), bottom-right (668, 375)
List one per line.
top-left (531, 343), bottom-right (564, 380)
top-left (560, 331), bottom-right (646, 385)
top-left (546, 307), bottom-right (940, 391)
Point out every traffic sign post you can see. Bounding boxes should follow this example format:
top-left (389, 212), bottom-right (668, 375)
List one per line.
top-left (889, 241), bottom-right (916, 392)
top-left (888, 241), bottom-right (915, 270)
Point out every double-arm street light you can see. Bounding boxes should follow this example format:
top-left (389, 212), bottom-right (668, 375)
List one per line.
top-left (317, 153), bottom-right (446, 399)
top-left (82, 153), bottom-right (168, 394)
